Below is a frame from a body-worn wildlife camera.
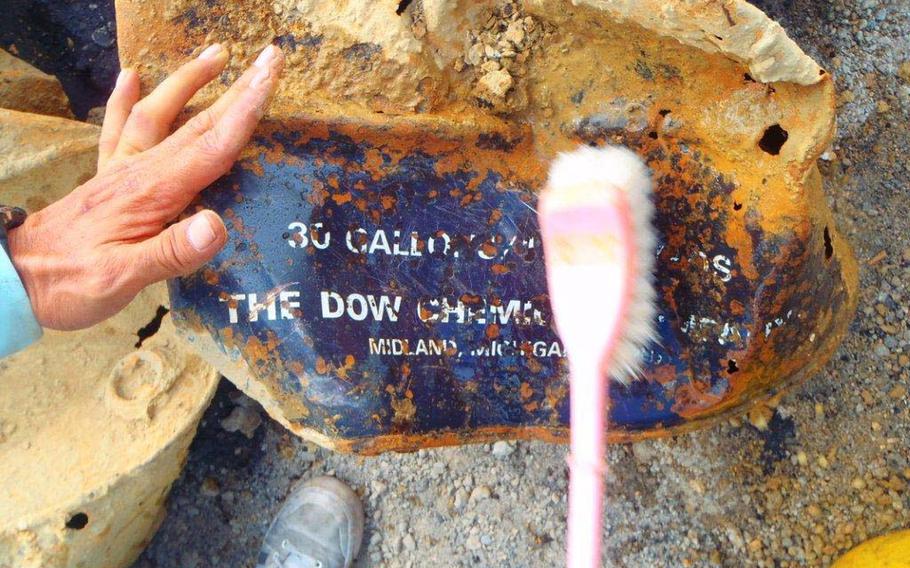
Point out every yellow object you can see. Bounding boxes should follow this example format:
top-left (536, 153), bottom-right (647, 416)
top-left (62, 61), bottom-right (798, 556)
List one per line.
top-left (833, 530), bottom-right (910, 568)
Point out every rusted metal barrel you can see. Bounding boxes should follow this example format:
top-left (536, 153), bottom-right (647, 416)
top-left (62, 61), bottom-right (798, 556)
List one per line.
top-left (117, 0), bottom-right (858, 453)
top-left (0, 109), bottom-right (219, 568)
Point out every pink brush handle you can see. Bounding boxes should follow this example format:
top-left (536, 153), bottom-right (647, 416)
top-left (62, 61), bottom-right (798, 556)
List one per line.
top-left (539, 145), bottom-right (651, 568)
top-left (549, 206), bottom-right (635, 568)
top-left (566, 356), bottom-right (608, 568)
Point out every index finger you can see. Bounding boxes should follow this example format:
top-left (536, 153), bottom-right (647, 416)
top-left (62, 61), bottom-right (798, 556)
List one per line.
top-left (142, 45), bottom-right (284, 219)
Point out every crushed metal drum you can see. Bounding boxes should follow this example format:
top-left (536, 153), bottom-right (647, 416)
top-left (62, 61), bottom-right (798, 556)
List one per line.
top-left (0, 49), bottom-right (73, 118)
top-left (117, 0), bottom-right (858, 453)
top-left (0, 111), bottom-right (220, 568)
top-left (0, 109), bottom-right (98, 206)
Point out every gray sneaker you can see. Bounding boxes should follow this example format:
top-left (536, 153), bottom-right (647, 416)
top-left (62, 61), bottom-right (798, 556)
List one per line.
top-left (256, 476), bottom-right (365, 568)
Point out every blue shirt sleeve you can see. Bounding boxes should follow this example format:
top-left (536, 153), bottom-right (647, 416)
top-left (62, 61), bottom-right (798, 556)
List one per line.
top-left (0, 244), bottom-right (42, 358)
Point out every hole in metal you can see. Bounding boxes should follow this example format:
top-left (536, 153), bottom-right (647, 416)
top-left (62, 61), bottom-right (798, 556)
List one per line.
top-left (395, 0), bottom-right (413, 15)
top-left (759, 124), bottom-right (788, 155)
top-left (135, 305), bottom-right (170, 348)
top-left (823, 226), bottom-right (833, 260)
top-left (66, 512), bottom-right (89, 530)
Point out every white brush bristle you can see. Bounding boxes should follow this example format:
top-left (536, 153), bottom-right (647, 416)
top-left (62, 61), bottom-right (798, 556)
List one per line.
top-left (547, 146), bottom-right (658, 385)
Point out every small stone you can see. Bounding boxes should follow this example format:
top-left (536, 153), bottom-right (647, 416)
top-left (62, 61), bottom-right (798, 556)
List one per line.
top-left (200, 477), bottom-right (220, 497)
top-left (481, 59), bottom-right (501, 72)
top-left (90, 24), bottom-right (116, 47)
top-left (503, 21), bottom-right (525, 47)
top-left (470, 485), bottom-right (492, 502)
top-left (371, 479), bottom-right (387, 497)
top-left (818, 455), bottom-right (829, 469)
top-left (220, 405), bottom-right (262, 439)
top-left (453, 487), bottom-right (468, 509)
top-left (466, 534), bottom-right (482, 550)
top-left (889, 385), bottom-right (906, 400)
top-left (877, 100), bottom-right (891, 113)
top-left (837, 90), bottom-right (855, 106)
top-left (0, 49), bottom-right (73, 118)
top-left (387, 534), bottom-right (402, 555)
top-left (632, 442), bottom-right (656, 461)
top-left (852, 477), bottom-right (866, 490)
top-left (899, 354), bottom-right (909, 367)
top-left (465, 43), bottom-right (485, 66)
top-left (491, 441), bottom-right (516, 458)
top-left (369, 532), bottom-right (382, 547)
top-left (402, 534), bottom-right (416, 551)
top-left (477, 69), bottom-right (513, 99)
top-left (898, 61), bottom-right (910, 83)
top-left (796, 450), bottom-right (809, 466)
top-left (748, 405), bottom-right (773, 431)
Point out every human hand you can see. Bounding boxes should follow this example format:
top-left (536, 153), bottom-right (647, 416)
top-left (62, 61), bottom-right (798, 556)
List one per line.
top-left (7, 43), bottom-right (285, 331)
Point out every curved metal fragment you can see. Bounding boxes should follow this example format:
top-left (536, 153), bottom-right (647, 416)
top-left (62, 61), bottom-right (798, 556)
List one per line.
top-left (117, 0), bottom-right (858, 453)
top-left (0, 110), bottom-right (220, 567)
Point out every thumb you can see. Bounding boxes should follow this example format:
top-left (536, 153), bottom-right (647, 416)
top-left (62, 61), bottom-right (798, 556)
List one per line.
top-left (134, 210), bottom-right (227, 285)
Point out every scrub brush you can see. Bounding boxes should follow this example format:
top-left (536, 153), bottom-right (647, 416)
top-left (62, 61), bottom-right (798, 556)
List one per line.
top-left (538, 145), bottom-right (657, 567)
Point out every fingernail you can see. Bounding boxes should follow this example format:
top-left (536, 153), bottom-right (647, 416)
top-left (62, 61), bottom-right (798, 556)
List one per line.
top-left (253, 44), bottom-right (277, 69)
top-left (198, 43), bottom-right (224, 60)
top-left (187, 215), bottom-right (217, 251)
top-left (116, 68), bottom-right (130, 87)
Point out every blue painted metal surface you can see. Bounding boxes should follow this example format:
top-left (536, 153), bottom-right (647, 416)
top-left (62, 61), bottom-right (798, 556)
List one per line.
top-left (169, 118), bottom-right (854, 453)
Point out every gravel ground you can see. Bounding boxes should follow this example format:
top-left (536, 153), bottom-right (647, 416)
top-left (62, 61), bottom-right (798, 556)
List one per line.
top-left (128, 1), bottom-right (910, 567)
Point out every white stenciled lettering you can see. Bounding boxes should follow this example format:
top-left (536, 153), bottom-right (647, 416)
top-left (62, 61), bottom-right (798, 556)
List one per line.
top-left (287, 222), bottom-right (331, 250)
top-left (417, 297), bottom-right (547, 326)
top-left (279, 290), bottom-right (301, 320)
top-left (221, 287), bottom-right (301, 323)
top-left (369, 338), bottom-right (457, 356)
top-left (391, 230), bottom-right (423, 257)
top-left (427, 233), bottom-right (451, 256)
top-left (220, 293), bottom-right (248, 324)
top-left (346, 294), bottom-right (369, 321)
top-left (368, 295), bottom-right (402, 322)
top-left (712, 254), bottom-right (733, 282)
top-left (321, 291), bottom-right (345, 319)
top-left (247, 293), bottom-right (276, 322)
top-left (680, 314), bottom-right (749, 346)
top-left (345, 228), bottom-right (368, 253)
top-left (322, 290), bottom-right (403, 322)
top-left (287, 222), bottom-right (309, 248)
top-left (368, 230), bottom-right (392, 255)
